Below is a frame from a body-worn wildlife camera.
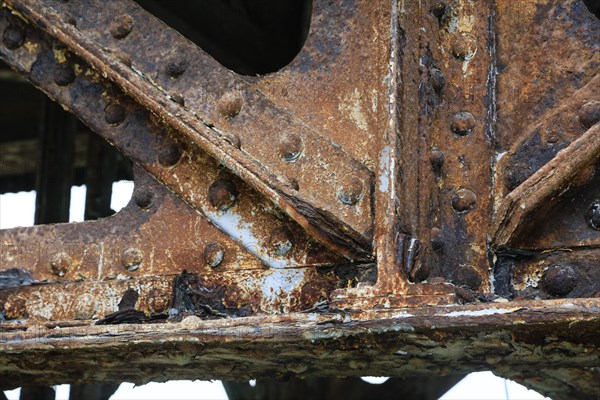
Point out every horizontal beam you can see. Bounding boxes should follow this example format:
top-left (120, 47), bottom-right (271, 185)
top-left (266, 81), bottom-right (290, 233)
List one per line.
top-left (0, 298), bottom-right (598, 397)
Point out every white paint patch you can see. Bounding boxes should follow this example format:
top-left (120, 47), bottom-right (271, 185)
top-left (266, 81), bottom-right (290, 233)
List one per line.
top-left (205, 209), bottom-right (292, 269)
top-left (495, 151), bottom-right (507, 162)
top-left (442, 308), bottom-right (517, 317)
top-left (261, 268), bottom-right (306, 312)
top-left (378, 146), bottom-right (391, 193)
top-left (339, 88), bottom-right (369, 132)
top-left (390, 312), bottom-right (415, 319)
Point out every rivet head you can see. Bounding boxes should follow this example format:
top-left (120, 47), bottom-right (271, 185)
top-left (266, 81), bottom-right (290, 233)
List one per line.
top-left (578, 101), bottom-right (600, 129)
top-left (429, 148), bottom-right (444, 171)
top-left (2, 25), bottom-right (25, 50)
top-left (104, 103), bottom-right (126, 125)
top-left (208, 178), bottom-right (238, 211)
top-left (218, 92), bottom-right (243, 119)
top-left (268, 226), bottom-right (294, 256)
top-left (278, 134), bottom-right (303, 162)
top-left (452, 188), bottom-right (477, 213)
top-left (430, 68), bottom-right (445, 92)
top-left (586, 200), bottom-right (600, 230)
top-left (110, 14), bottom-right (134, 39)
top-left (158, 143), bottom-right (181, 167)
top-left (204, 242), bottom-right (224, 268)
top-left (53, 63), bottom-right (75, 86)
top-left (171, 93), bottom-right (185, 106)
top-left (166, 57), bottom-right (189, 78)
top-left (451, 33), bottom-right (477, 61)
top-left (451, 112), bottom-right (475, 136)
top-left (121, 247), bottom-right (142, 272)
top-left (49, 252), bottom-right (71, 277)
top-left (542, 265), bottom-right (577, 296)
top-left (338, 177), bottom-right (364, 205)
top-left (134, 188), bottom-right (154, 209)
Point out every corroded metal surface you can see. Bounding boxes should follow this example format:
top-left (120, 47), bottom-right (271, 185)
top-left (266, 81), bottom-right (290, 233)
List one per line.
top-left (0, 0), bottom-right (598, 398)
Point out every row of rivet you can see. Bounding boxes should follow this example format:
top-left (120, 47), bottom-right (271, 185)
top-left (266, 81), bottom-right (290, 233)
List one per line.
top-left (0, 20), bottom-right (302, 277)
top-left (105, 12), bottom-right (364, 207)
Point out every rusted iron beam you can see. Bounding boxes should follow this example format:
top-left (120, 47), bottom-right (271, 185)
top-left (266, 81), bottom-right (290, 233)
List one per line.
top-left (0, 166), bottom-right (346, 319)
top-left (0, 9), bottom-right (345, 271)
top-left (2, 0), bottom-right (374, 260)
top-left (0, 299), bottom-right (598, 399)
top-left (493, 123), bottom-right (600, 247)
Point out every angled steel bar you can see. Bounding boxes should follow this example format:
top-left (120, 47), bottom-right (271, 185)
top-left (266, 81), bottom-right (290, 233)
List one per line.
top-left (2, 0), bottom-right (374, 260)
top-left (0, 9), bottom-right (346, 271)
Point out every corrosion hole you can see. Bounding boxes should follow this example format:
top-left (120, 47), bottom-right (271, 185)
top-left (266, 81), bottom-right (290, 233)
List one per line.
top-left (135, 0), bottom-right (312, 75)
top-left (582, 0), bottom-right (600, 18)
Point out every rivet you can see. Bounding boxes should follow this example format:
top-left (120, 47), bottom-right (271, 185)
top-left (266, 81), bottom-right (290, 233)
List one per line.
top-left (585, 200), bottom-right (600, 230)
top-left (49, 252), bottom-right (71, 277)
top-left (451, 111), bottom-right (475, 136)
top-left (204, 242), bottom-right (224, 268)
top-left (430, 68), bottom-right (445, 92)
top-left (451, 188), bottom-right (477, 213)
top-left (542, 265), bottom-right (577, 296)
top-left (217, 92), bottom-right (243, 119)
top-left (451, 33), bottom-right (477, 61)
top-left (338, 177), bottom-right (364, 205)
top-left (286, 177), bottom-right (300, 191)
top-left (110, 14), bottom-right (134, 39)
top-left (278, 134), bottom-right (303, 162)
top-left (171, 93), bottom-right (185, 106)
top-left (430, 227), bottom-right (444, 252)
top-left (578, 101), bottom-right (600, 129)
top-left (166, 57), bottom-right (189, 78)
top-left (133, 188), bottom-right (154, 209)
top-left (429, 148), bottom-right (444, 171)
top-left (121, 247), bottom-right (142, 272)
top-left (268, 226), bottom-right (294, 256)
top-left (53, 63), bottom-right (75, 86)
top-left (452, 266), bottom-right (482, 290)
top-left (431, 2), bottom-right (446, 19)
top-left (2, 25), bottom-right (25, 50)
top-left (220, 132), bottom-right (241, 149)
top-left (104, 103), bottom-right (126, 125)
top-left (208, 178), bottom-right (238, 211)
top-left (158, 143), bottom-right (181, 167)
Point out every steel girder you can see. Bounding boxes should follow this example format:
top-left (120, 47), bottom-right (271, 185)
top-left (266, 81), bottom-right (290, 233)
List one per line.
top-left (0, 0), bottom-right (598, 398)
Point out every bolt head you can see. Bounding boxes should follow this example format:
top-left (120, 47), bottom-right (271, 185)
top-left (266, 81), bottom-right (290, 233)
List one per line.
top-left (204, 242), bottom-right (225, 268)
top-left (278, 134), bottom-right (304, 162)
top-left (49, 252), bottom-right (71, 277)
top-left (429, 148), bottom-right (444, 171)
top-left (121, 247), bottom-right (143, 271)
top-left (578, 101), bottom-right (600, 129)
top-left (2, 25), bottom-right (25, 50)
top-left (54, 63), bottom-right (75, 86)
top-left (451, 33), bottom-right (477, 61)
top-left (158, 143), bottom-right (182, 167)
top-left (338, 177), bottom-right (364, 205)
top-left (452, 188), bottom-right (477, 213)
top-left (134, 188), bottom-right (154, 209)
top-left (208, 178), bottom-right (238, 211)
top-left (104, 103), bottom-right (126, 125)
top-left (166, 57), bottom-right (189, 78)
top-left (451, 112), bottom-right (476, 136)
top-left (110, 14), bottom-right (134, 39)
top-left (269, 226), bottom-right (294, 256)
top-left (586, 200), bottom-right (600, 230)
top-left (218, 92), bottom-right (243, 119)
top-left (542, 265), bottom-right (577, 296)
